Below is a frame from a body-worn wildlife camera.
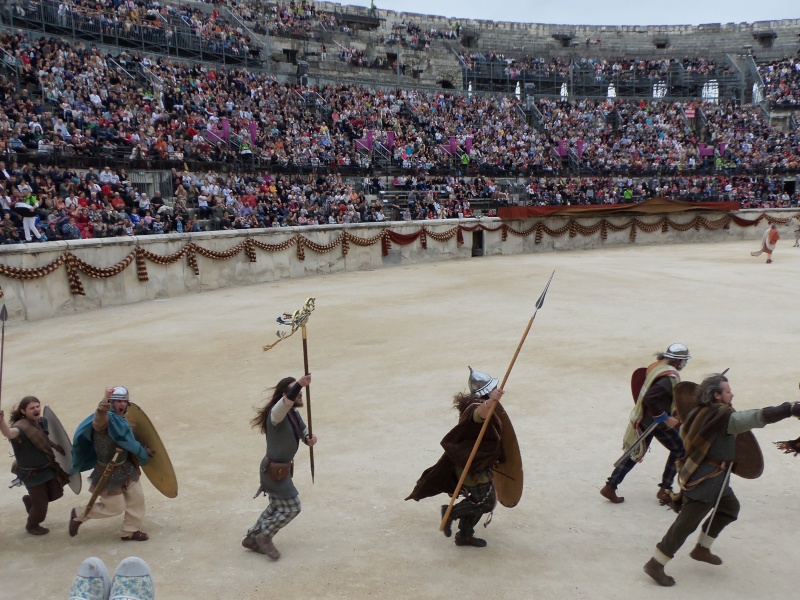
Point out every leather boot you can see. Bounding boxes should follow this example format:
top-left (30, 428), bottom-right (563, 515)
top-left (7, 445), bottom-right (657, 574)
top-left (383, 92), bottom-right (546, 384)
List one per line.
top-left (69, 508), bottom-right (82, 537)
top-left (26, 524), bottom-right (49, 535)
top-left (242, 536), bottom-right (259, 552)
top-left (454, 534), bottom-right (487, 548)
top-left (643, 557), bottom-right (675, 587)
top-left (600, 484), bottom-right (624, 503)
top-left (440, 505), bottom-right (452, 538)
top-left (690, 544), bottom-right (722, 565)
top-left (254, 533), bottom-right (281, 560)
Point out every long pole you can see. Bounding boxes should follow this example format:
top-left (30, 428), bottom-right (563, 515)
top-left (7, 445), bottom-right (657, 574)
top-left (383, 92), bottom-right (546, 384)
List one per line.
top-left (0, 304), bottom-right (7, 410)
top-left (302, 325), bottom-right (315, 483)
top-left (439, 272), bottom-right (554, 531)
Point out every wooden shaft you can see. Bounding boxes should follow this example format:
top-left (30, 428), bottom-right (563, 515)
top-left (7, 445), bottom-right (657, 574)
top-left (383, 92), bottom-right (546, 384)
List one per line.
top-left (302, 326), bottom-right (315, 483)
top-left (0, 305), bottom-right (7, 410)
top-left (83, 447), bottom-right (122, 519)
top-left (439, 309), bottom-right (540, 532)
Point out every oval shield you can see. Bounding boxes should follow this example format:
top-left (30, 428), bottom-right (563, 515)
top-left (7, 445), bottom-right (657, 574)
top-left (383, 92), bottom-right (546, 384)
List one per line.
top-left (493, 402), bottom-right (523, 508)
top-left (126, 402), bottom-right (178, 498)
top-left (43, 405), bottom-right (81, 494)
top-left (733, 431), bottom-right (764, 479)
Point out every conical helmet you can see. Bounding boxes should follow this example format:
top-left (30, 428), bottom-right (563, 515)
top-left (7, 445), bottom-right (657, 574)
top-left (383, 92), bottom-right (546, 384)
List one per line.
top-left (468, 366), bottom-right (498, 398)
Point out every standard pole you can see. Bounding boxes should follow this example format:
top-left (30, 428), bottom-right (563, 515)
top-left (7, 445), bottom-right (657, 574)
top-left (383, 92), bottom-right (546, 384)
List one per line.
top-left (0, 305), bottom-right (7, 410)
top-left (302, 325), bottom-right (315, 483)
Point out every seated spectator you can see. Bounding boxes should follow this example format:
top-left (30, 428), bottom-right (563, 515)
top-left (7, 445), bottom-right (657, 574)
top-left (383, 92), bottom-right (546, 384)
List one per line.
top-left (61, 217), bottom-right (81, 240)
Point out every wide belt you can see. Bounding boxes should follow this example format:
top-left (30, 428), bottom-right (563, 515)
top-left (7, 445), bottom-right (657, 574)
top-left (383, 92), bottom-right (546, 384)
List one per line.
top-left (96, 460), bottom-right (126, 468)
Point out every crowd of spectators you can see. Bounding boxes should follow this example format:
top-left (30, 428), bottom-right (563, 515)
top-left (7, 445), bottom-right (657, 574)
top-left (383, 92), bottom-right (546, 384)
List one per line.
top-left (8, 0), bottom-right (260, 61)
top-left (2, 151), bottom-right (795, 246)
top-left (0, 160), bottom-right (197, 244)
top-left (0, 23), bottom-right (796, 247)
top-left (760, 58), bottom-right (800, 107)
top-left (237, 0), bottom-right (350, 40)
top-left (523, 174), bottom-right (797, 207)
top-left (461, 53), bottom-right (734, 84)
top-left (382, 21), bottom-right (458, 52)
top-left (2, 27), bottom-right (799, 180)
top-left (533, 98), bottom-right (800, 175)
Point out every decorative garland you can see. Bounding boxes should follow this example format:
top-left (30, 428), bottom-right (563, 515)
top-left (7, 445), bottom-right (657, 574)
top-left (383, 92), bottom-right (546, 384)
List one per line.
top-left (0, 212), bottom-right (795, 299)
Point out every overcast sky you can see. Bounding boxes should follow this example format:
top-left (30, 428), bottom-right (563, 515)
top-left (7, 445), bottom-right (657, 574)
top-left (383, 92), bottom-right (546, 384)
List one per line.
top-left (347, 0), bottom-right (797, 26)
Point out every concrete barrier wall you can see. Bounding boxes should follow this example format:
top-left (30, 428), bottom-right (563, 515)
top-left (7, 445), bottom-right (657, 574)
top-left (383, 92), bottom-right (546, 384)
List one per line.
top-left (0, 210), bottom-right (790, 321)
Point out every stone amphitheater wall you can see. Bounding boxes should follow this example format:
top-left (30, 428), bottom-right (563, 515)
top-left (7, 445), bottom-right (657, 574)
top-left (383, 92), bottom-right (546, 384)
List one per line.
top-left (0, 210), bottom-right (788, 321)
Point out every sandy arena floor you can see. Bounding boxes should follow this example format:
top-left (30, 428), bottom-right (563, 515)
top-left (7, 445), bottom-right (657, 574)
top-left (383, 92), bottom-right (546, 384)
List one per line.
top-left (1, 239), bottom-right (799, 599)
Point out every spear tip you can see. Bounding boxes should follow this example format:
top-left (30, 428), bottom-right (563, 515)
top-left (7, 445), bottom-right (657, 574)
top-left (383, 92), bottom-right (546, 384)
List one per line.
top-left (535, 270), bottom-right (555, 311)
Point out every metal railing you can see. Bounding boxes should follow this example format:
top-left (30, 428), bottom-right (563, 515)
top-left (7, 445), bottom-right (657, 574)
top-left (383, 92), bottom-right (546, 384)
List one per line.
top-left (137, 63), bottom-right (164, 109)
top-left (224, 6), bottom-right (270, 74)
top-left (2, 0), bottom-right (267, 69)
top-left (3, 142), bottom-right (798, 180)
top-left (0, 45), bottom-right (19, 89)
top-left (461, 57), bottom-right (745, 102)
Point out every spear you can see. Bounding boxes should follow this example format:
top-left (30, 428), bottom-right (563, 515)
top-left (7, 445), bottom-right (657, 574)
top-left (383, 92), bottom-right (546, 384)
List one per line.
top-left (440, 272), bottom-right (554, 532)
top-left (0, 305), bottom-right (7, 410)
top-left (301, 323), bottom-right (315, 483)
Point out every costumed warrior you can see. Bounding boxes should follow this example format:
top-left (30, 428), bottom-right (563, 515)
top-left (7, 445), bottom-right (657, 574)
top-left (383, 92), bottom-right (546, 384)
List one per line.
top-left (750, 223), bottom-right (780, 263)
top-left (0, 396), bottom-right (69, 535)
top-left (789, 216), bottom-right (800, 248)
top-left (69, 385), bottom-right (153, 541)
top-left (601, 343), bottom-right (690, 505)
top-left (242, 374), bottom-right (316, 560)
top-left (644, 373), bottom-right (800, 586)
top-left (406, 367), bottom-right (505, 548)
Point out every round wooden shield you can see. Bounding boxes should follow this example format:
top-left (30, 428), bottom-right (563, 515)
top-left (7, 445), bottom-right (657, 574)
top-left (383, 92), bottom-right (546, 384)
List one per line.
top-left (493, 402), bottom-right (523, 508)
top-left (43, 405), bottom-right (81, 494)
top-left (673, 381), bottom-right (699, 422)
top-left (631, 367), bottom-right (647, 403)
top-left (126, 402), bottom-right (178, 498)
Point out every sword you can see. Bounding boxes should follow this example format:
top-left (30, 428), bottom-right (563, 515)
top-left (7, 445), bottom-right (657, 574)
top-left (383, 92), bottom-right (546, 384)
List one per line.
top-left (82, 448), bottom-right (122, 519)
top-left (613, 421), bottom-right (659, 468)
top-left (703, 462), bottom-right (733, 534)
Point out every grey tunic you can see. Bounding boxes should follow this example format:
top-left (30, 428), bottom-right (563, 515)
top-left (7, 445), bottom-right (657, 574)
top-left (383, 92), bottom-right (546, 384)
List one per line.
top-left (684, 408), bottom-right (765, 503)
top-left (12, 417), bottom-right (56, 489)
top-left (258, 405), bottom-right (307, 500)
top-left (87, 428), bottom-right (140, 494)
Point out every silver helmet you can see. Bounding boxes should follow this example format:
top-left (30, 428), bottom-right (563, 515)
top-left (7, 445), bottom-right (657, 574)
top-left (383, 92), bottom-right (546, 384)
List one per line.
top-left (109, 386), bottom-right (130, 403)
top-left (663, 343), bottom-right (691, 361)
top-left (468, 366), bottom-right (498, 398)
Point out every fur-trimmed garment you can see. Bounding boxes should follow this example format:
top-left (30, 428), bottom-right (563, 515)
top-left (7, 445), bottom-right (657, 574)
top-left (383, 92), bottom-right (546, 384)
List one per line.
top-left (12, 418), bottom-right (70, 488)
top-left (677, 403), bottom-right (733, 491)
top-left (405, 403), bottom-right (504, 502)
